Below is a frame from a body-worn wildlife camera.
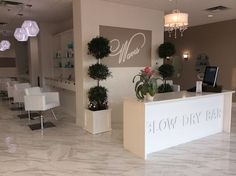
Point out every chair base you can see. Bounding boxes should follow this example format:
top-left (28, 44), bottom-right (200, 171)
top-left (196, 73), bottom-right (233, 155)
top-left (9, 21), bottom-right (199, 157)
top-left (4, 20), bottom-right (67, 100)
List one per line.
top-left (18, 112), bottom-right (40, 119)
top-left (29, 122), bottom-right (56, 131)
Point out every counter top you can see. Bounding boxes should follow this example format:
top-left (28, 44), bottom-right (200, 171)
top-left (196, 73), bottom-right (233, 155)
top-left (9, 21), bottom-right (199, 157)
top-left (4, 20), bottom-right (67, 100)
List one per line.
top-left (124, 90), bottom-right (235, 105)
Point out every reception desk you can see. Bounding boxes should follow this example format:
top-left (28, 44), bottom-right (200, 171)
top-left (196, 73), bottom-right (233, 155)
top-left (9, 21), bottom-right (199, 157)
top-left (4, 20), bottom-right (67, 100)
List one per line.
top-left (123, 91), bottom-right (234, 159)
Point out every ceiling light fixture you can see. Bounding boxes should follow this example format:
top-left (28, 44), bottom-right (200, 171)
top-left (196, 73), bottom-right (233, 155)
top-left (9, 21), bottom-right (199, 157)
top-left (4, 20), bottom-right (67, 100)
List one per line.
top-left (0, 40), bottom-right (11, 51)
top-left (164, 0), bottom-right (188, 38)
top-left (0, 43), bottom-right (5, 51)
top-left (22, 20), bottom-right (39, 37)
top-left (13, 3), bottom-right (39, 42)
top-left (14, 28), bottom-right (28, 41)
top-left (0, 40), bottom-right (11, 50)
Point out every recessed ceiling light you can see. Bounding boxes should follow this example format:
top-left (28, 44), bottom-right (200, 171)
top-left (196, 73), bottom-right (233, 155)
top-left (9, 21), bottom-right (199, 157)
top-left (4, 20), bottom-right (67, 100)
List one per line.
top-left (208, 14), bottom-right (213, 18)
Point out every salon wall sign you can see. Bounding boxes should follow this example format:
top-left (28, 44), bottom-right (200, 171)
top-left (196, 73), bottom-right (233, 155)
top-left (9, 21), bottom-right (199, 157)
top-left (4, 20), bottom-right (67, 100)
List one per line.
top-left (99, 25), bottom-right (152, 67)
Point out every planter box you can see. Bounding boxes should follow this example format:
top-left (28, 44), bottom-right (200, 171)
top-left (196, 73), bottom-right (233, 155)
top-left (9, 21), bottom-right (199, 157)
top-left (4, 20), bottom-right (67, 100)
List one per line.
top-left (84, 109), bottom-right (112, 134)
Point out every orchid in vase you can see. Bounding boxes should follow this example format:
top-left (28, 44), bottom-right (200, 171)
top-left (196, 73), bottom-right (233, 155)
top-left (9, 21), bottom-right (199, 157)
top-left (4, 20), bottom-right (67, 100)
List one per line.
top-left (133, 67), bottom-right (160, 100)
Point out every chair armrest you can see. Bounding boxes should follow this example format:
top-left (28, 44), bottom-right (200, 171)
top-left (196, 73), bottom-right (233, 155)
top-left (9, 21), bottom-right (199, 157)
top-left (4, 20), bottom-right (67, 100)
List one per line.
top-left (43, 92), bottom-right (60, 104)
top-left (7, 86), bottom-right (14, 97)
top-left (24, 95), bottom-right (46, 111)
top-left (13, 89), bottom-right (25, 103)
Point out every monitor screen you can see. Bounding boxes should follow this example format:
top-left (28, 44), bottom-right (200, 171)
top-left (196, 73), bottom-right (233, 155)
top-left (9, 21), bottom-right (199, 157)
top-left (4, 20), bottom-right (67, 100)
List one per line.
top-left (203, 66), bottom-right (219, 87)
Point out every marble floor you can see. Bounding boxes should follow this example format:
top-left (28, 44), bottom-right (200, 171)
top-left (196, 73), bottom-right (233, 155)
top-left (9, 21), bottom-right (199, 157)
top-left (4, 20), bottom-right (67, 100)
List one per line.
top-left (0, 100), bottom-right (236, 176)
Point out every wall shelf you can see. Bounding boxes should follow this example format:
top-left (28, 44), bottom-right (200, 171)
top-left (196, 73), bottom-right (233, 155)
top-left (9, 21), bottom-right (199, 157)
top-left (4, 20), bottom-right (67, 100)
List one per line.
top-left (45, 77), bottom-right (75, 92)
top-left (52, 29), bottom-right (75, 80)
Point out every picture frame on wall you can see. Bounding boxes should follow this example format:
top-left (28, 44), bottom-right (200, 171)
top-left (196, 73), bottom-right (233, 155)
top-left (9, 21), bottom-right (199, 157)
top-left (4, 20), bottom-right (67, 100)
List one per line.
top-left (99, 25), bottom-right (152, 67)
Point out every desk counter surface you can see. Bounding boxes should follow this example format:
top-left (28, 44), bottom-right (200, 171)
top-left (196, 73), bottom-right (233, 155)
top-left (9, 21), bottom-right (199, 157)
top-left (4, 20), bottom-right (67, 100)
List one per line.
top-left (123, 90), bottom-right (234, 159)
top-left (124, 90), bottom-right (235, 105)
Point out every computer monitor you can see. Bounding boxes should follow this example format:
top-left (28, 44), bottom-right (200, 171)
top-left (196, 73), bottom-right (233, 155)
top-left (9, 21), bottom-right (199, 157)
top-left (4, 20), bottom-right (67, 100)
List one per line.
top-left (203, 66), bottom-right (219, 87)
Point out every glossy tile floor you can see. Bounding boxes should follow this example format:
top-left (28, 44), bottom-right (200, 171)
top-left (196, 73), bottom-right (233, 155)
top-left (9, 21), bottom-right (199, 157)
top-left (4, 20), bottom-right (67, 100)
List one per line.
top-left (0, 100), bottom-right (236, 176)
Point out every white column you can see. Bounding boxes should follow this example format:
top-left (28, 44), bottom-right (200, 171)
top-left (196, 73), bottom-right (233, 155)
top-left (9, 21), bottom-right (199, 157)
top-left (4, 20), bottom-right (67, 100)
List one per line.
top-left (73, 0), bottom-right (85, 127)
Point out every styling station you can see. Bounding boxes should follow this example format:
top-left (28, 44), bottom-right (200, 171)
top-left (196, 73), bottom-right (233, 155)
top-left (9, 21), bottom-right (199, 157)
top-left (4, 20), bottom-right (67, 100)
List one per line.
top-left (124, 91), bottom-right (234, 159)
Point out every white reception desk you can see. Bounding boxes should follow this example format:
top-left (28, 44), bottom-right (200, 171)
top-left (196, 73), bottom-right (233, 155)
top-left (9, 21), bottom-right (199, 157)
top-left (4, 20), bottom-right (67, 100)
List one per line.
top-left (123, 91), bottom-right (234, 159)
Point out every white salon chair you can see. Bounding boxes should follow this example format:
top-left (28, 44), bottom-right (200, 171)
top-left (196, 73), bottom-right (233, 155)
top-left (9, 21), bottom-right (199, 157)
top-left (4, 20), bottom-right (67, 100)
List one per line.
top-left (0, 78), bottom-right (11, 98)
top-left (7, 81), bottom-right (18, 104)
top-left (0, 78), bottom-right (11, 92)
top-left (13, 83), bottom-right (31, 106)
top-left (24, 87), bottom-right (60, 131)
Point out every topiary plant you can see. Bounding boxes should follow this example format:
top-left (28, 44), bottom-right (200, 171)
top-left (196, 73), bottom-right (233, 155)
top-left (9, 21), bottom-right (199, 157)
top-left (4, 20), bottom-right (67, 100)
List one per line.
top-left (157, 42), bottom-right (176, 93)
top-left (87, 36), bottom-right (111, 111)
top-left (157, 63), bottom-right (175, 93)
top-left (158, 42), bottom-right (176, 59)
top-left (158, 83), bottom-right (173, 93)
top-left (158, 63), bottom-right (175, 80)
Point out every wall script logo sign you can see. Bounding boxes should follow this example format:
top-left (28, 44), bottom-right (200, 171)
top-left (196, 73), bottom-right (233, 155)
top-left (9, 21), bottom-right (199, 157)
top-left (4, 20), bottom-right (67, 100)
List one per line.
top-left (110, 33), bottom-right (146, 64)
top-left (99, 26), bottom-right (152, 67)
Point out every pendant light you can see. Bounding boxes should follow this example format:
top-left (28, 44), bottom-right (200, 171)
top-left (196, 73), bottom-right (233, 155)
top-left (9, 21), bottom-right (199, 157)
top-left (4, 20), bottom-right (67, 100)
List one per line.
top-left (0, 40), bottom-right (11, 50)
top-left (0, 43), bottom-right (5, 51)
top-left (14, 28), bottom-right (28, 42)
top-left (22, 20), bottom-right (39, 37)
top-left (164, 0), bottom-right (188, 38)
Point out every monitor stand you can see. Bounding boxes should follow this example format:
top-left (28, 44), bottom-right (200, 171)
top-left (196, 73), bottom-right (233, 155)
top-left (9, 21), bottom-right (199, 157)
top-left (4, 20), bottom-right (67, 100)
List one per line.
top-left (187, 84), bottom-right (222, 93)
top-left (202, 84), bottom-right (222, 93)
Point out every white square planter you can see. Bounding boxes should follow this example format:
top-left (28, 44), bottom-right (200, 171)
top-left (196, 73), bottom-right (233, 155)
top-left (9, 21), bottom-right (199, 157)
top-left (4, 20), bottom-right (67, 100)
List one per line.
top-left (84, 109), bottom-right (112, 134)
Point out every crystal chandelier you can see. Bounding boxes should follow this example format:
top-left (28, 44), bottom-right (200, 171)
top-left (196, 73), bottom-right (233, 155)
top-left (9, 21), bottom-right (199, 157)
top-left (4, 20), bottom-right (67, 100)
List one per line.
top-left (14, 28), bottom-right (28, 42)
top-left (164, 9), bottom-right (188, 38)
top-left (22, 20), bottom-right (39, 37)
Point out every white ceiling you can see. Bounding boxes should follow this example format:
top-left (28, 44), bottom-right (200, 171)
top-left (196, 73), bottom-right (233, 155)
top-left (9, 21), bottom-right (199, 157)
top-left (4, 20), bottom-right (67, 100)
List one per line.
top-left (0, 0), bottom-right (72, 34)
top-left (0, 0), bottom-right (236, 35)
top-left (103, 0), bottom-right (236, 26)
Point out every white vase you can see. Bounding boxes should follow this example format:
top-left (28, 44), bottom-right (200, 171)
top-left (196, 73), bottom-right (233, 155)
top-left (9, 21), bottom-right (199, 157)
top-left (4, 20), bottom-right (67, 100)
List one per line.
top-left (146, 93), bottom-right (154, 101)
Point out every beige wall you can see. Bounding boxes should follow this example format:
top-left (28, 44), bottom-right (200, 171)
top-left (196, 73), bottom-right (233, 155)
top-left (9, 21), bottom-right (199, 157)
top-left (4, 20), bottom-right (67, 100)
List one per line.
top-left (166, 19), bottom-right (236, 100)
top-left (73, 0), bottom-right (164, 125)
top-left (15, 40), bottom-right (28, 75)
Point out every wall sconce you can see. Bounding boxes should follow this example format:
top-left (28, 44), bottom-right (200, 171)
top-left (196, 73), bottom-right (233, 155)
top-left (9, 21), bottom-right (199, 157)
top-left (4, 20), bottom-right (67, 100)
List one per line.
top-left (183, 52), bottom-right (189, 61)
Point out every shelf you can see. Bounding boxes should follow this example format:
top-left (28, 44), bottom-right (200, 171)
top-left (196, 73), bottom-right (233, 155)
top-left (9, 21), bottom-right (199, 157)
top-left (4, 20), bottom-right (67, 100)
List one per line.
top-left (45, 77), bottom-right (75, 92)
top-left (53, 29), bottom-right (74, 81)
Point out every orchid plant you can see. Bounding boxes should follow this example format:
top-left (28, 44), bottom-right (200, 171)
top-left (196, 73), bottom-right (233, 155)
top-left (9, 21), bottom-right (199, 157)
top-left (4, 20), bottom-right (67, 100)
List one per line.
top-left (133, 67), bottom-right (160, 100)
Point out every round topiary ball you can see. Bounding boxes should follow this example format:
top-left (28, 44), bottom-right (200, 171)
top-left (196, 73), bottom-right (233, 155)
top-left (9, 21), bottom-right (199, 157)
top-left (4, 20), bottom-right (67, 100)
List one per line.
top-left (88, 63), bottom-right (111, 80)
top-left (88, 36), bottom-right (111, 59)
top-left (158, 63), bottom-right (175, 79)
top-left (158, 42), bottom-right (176, 59)
top-left (88, 86), bottom-right (108, 110)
